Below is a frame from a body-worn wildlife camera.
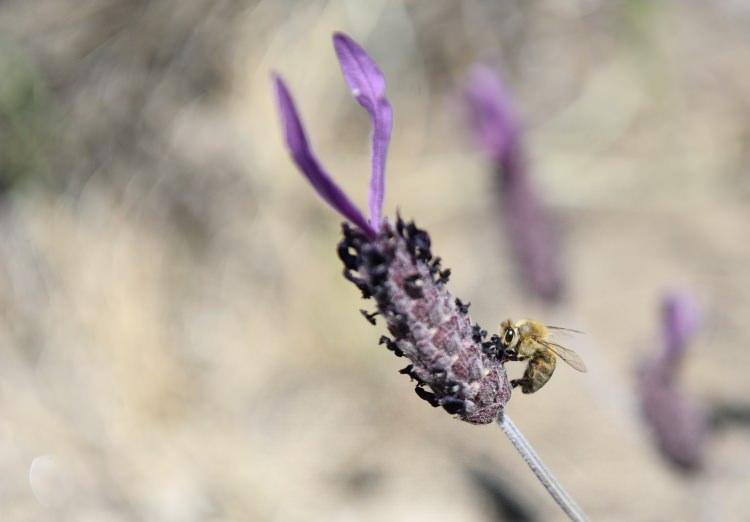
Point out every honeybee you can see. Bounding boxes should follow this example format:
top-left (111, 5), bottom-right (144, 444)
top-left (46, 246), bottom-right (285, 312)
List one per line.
top-left (499, 319), bottom-right (587, 394)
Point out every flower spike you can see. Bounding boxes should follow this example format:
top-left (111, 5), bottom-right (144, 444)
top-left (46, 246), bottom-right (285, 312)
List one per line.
top-left (463, 65), bottom-right (563, 302)
top-left (332, 32), bottom-right (393, 230)
top-left (272, 73), bottom-right (376, 239)
top-left (638, 292), bottom-right (707, 471)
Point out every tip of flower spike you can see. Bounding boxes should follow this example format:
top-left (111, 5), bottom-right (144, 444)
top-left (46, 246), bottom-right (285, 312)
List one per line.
top-left (271, 72), bottom-right (377, 239)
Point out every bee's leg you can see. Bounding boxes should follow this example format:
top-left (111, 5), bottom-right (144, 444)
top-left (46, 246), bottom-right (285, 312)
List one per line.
top-left (510, 377), bottom-right (533, 393)
top-left (512, 355), bottom-right (547, 393)
top-left (504, 352), bottom-right (530, 362)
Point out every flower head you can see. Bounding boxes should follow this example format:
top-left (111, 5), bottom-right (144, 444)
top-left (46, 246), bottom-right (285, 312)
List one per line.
top-left (638, 292), bottom-right (707, 471)
top-left (273, 34), bottom-right (511, 424)
top-left (463, 65), bottom-right (563, 302)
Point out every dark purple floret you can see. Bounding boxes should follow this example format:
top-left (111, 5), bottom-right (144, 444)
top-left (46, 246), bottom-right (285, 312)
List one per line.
top-left (339, 217), bottom-right (511, 424)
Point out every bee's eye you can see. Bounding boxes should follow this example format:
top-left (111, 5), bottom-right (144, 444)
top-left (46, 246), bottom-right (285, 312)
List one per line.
top-left (503, 328), bottom-right (514, 346)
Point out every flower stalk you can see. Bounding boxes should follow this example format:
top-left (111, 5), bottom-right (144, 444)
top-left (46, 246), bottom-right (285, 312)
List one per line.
top-left (497, 412), bottom-right (588, 522)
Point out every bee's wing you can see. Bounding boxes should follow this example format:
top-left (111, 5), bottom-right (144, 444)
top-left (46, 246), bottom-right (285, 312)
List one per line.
top-left (540, 340), bottom-right (587, 372)
top-left (546, 325), bottom-right (584, 335)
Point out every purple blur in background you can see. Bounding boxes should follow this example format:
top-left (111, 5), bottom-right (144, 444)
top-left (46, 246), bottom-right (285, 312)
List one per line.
top-left (464, 65), bottom-right (563, 302)
top-left (638, 292), bottom-right (708, 471)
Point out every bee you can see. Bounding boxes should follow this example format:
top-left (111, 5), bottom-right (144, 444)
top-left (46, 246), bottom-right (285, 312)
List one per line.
top-left (499, 319), bottom-right (587, 394)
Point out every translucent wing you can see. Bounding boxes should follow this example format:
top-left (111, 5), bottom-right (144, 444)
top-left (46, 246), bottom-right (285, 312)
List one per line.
top-left (546, 325), bottom-right (584, 335)
top-left (540, 340), bottom-right (587, 372)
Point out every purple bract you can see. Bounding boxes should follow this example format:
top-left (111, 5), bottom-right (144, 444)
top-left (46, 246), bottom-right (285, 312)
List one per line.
top-left (272, 75), bottom-right (376, 239)
top-left (333, 33), bottom-right (392, 229)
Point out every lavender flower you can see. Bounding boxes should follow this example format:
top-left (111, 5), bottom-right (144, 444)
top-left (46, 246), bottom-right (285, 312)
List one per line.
top-left (638, 292), bottom-right (708, 471)
top-left (273, 33), bottom-right (589, 521)
top-left (463, 65), bottom-right (563, 302)
top-left (273, 33), bottom-right (511, 424)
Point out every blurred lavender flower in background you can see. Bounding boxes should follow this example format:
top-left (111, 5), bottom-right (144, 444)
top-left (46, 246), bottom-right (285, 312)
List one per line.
top-left (638, 292), bottom-right (708, 471)
top-left (463, 65), bottom-right (563, 302)
top-left (273, 33), bottom-right (511, 424)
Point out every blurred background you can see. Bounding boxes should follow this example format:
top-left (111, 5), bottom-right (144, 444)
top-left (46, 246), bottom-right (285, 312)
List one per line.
top-left (0, 1), bottom-right (749, 520)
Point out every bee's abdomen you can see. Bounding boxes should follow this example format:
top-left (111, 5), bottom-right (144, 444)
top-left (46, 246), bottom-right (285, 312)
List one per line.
top-left (521, 353), bottom-right (556, 394)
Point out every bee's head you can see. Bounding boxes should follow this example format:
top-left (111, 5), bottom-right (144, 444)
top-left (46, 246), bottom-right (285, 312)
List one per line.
top-left (499, 319), bottom-right (519, 353)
